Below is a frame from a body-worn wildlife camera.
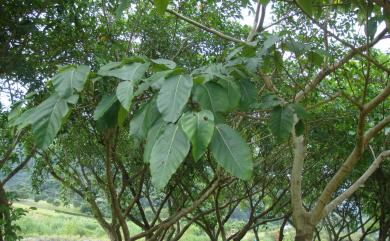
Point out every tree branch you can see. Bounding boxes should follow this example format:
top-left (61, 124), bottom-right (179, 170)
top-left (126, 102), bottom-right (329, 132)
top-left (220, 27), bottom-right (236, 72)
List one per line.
top-left (165, 8), bottom-right (250, 45)
top-left (294, 29), bottom-right (387, 102)
top-left (323, 150), bottom-right (390, 217)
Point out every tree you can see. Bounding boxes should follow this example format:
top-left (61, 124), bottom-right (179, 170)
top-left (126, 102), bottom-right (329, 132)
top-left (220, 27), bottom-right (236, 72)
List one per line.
top-left (1, 0), bottom-right (390, 241)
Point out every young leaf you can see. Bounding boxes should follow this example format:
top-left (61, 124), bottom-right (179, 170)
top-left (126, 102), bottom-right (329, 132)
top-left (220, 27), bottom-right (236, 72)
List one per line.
top-left (270, 106), bottom-right (294, 141)
top-left (180, 111), bottom-right (215, 161)
top-left (52, 65), bottom-right (90, 98)
top-left (210, 124), bottom-right (253, 180)
top-left (116, 81), bottom-right (133, 111)
top-left (157, 74), bottom-right (193, 123)
top-left (93, 94), bottom-right (118, 121)
top-left (193, 82), bottom-right (229, 113)
top-left (150, 124), bottom-right (190, 189)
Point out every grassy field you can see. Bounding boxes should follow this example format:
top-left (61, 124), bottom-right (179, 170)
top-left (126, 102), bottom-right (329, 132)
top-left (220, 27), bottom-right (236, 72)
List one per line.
top-left (13, 200), bottom-right (288, 241)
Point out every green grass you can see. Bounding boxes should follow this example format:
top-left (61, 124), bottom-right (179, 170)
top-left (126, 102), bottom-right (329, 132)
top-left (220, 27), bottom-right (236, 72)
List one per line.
top-left (13, 201), bottom-right (108, 240)
top-left (12, 200), bottom-right (286, 241)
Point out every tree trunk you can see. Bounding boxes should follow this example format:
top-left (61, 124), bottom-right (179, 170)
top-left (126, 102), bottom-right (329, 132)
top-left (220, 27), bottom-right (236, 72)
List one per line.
top-left (378, 220), bottom-right (390, 241)
top-left (106, 227), bottom-right (121, 241)
top-left (295, 225), bottom-right (315, 241)
top-left (295, 232), bottom-right (314, 241)
top-left (0, 184), bottom-right (10, 241)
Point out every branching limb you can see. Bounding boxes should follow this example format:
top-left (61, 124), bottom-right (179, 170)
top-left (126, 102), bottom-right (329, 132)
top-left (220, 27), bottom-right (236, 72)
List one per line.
top-left (323, 150), bottom-right (390, 217)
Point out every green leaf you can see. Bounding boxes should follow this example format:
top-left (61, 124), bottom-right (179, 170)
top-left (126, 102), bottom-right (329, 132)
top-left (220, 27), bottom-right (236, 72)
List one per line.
top-left (270, 106), bottom-right (294, 141)
top-left (218, 78), bottom-right (241, 110)
top-left (295, 120), bottom-right (305, 137)
top-left (28, 94), bottom-right (70, 149)
top-left (157, 74), bottom-right (193, 122)
top-left (297, 0), bottom-right (313, 16)
top-left (193, 82), bottom-right (229, 113)
top-left (115, 0), bottom-right (131, 18)
top-left (116, 81), bottom-right (133, 111)
top-left (96, 101), bottom-right (122, 130)
top-left (284, 40), bottom-right (309, 56)
top-left (98, 62), bottom-right (149, 82)
top-left (144, 119), bottom-right (166, 163)
top-left (130, 98), bottom-right (160, 139)
top-left (154, 0), bottom-right (170, 15)
top-left (134, 70), bottom-right (173, 96)
top-left (192, 64), bottom-right (227, 83)
top-left (262, 34), bottom-right (279, 52)
top-left (238, 79), bottom-right (257, 110)
top-left (252, 94), bottom-right (282, 110)
top-left (180, 111), bottom-right (215, 161)
top-left (150, 124), bottom-right (190, 189)
top-left (366, 18), bottom-right (377, 40)
top-left (308, 51), bottom-right (323, 66)
top-left (210, 124), bottom-right (253, 180)
top-left (151, 58), bottom-right (176, 69)
top-left (52, 65), bottom-right (90, 98)
top-left (225, 46), bottom-right (244, 61)
top-left (117, 106), bottom-right (127, 127)
top-left (93, 94), bottom-right (118, 121)
top-left (289, 103), bottom-right (309, 120)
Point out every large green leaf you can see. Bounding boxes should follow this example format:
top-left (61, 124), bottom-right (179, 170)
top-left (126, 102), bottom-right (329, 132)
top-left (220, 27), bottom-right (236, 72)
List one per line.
top-left (151, 58), bottom-right (176, 69)
top-left (154, 0), bottom-right (170, 15)
top-left (28, 94), bottom-right (70, 149)
top-left (252, 94), bottom-right (283, 110)
top-left (96, 101), bottom-right (122, 130)
top-left (150, 124), bottom-right (190, 189)
top-left (180, 111), bottom-right (215, 161)
top-left (193, 82), bottom-right (229, 113)
top-left (296, 0), bottom-right (313, 16)
top-left (270, 106), bottom-right (294, 141)
top-left (129, 98), bottom-right (161, 139)
top-left (210, 124), bottom-right (253, 180)
top-left (218, 78), bottom-right (241, 110)
top-left (98, 62), bottom-right (149, 82)
top-left (157, 74), bottom-right (193, 122)
top-left (134, 70), bottom-right (173, 96)
top-left (144, 119), bottom-right (166, 163)
top-left (52, 65), bottom-right (90, 98)
top-left (115, 0), bottom-right (131, 17)
top-left (116, 81), bottom-right (133, 111)
top-left (93, 94), bottom-right (118, 121)
top-left (238, 78), bottom-right (257, 110)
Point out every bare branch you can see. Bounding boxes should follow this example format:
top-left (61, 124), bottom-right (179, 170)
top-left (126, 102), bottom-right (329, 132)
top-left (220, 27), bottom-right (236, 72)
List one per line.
top-left (323, 150), bottom-right (390, 217)
top-left (364, 115), bottom-right (390, 145)
top-left (294, 30), bottom-right (387, 102)
top-left (165, 8), bottom-right (250, 45)
top-left (362, 81), bottom-right (390, 114)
